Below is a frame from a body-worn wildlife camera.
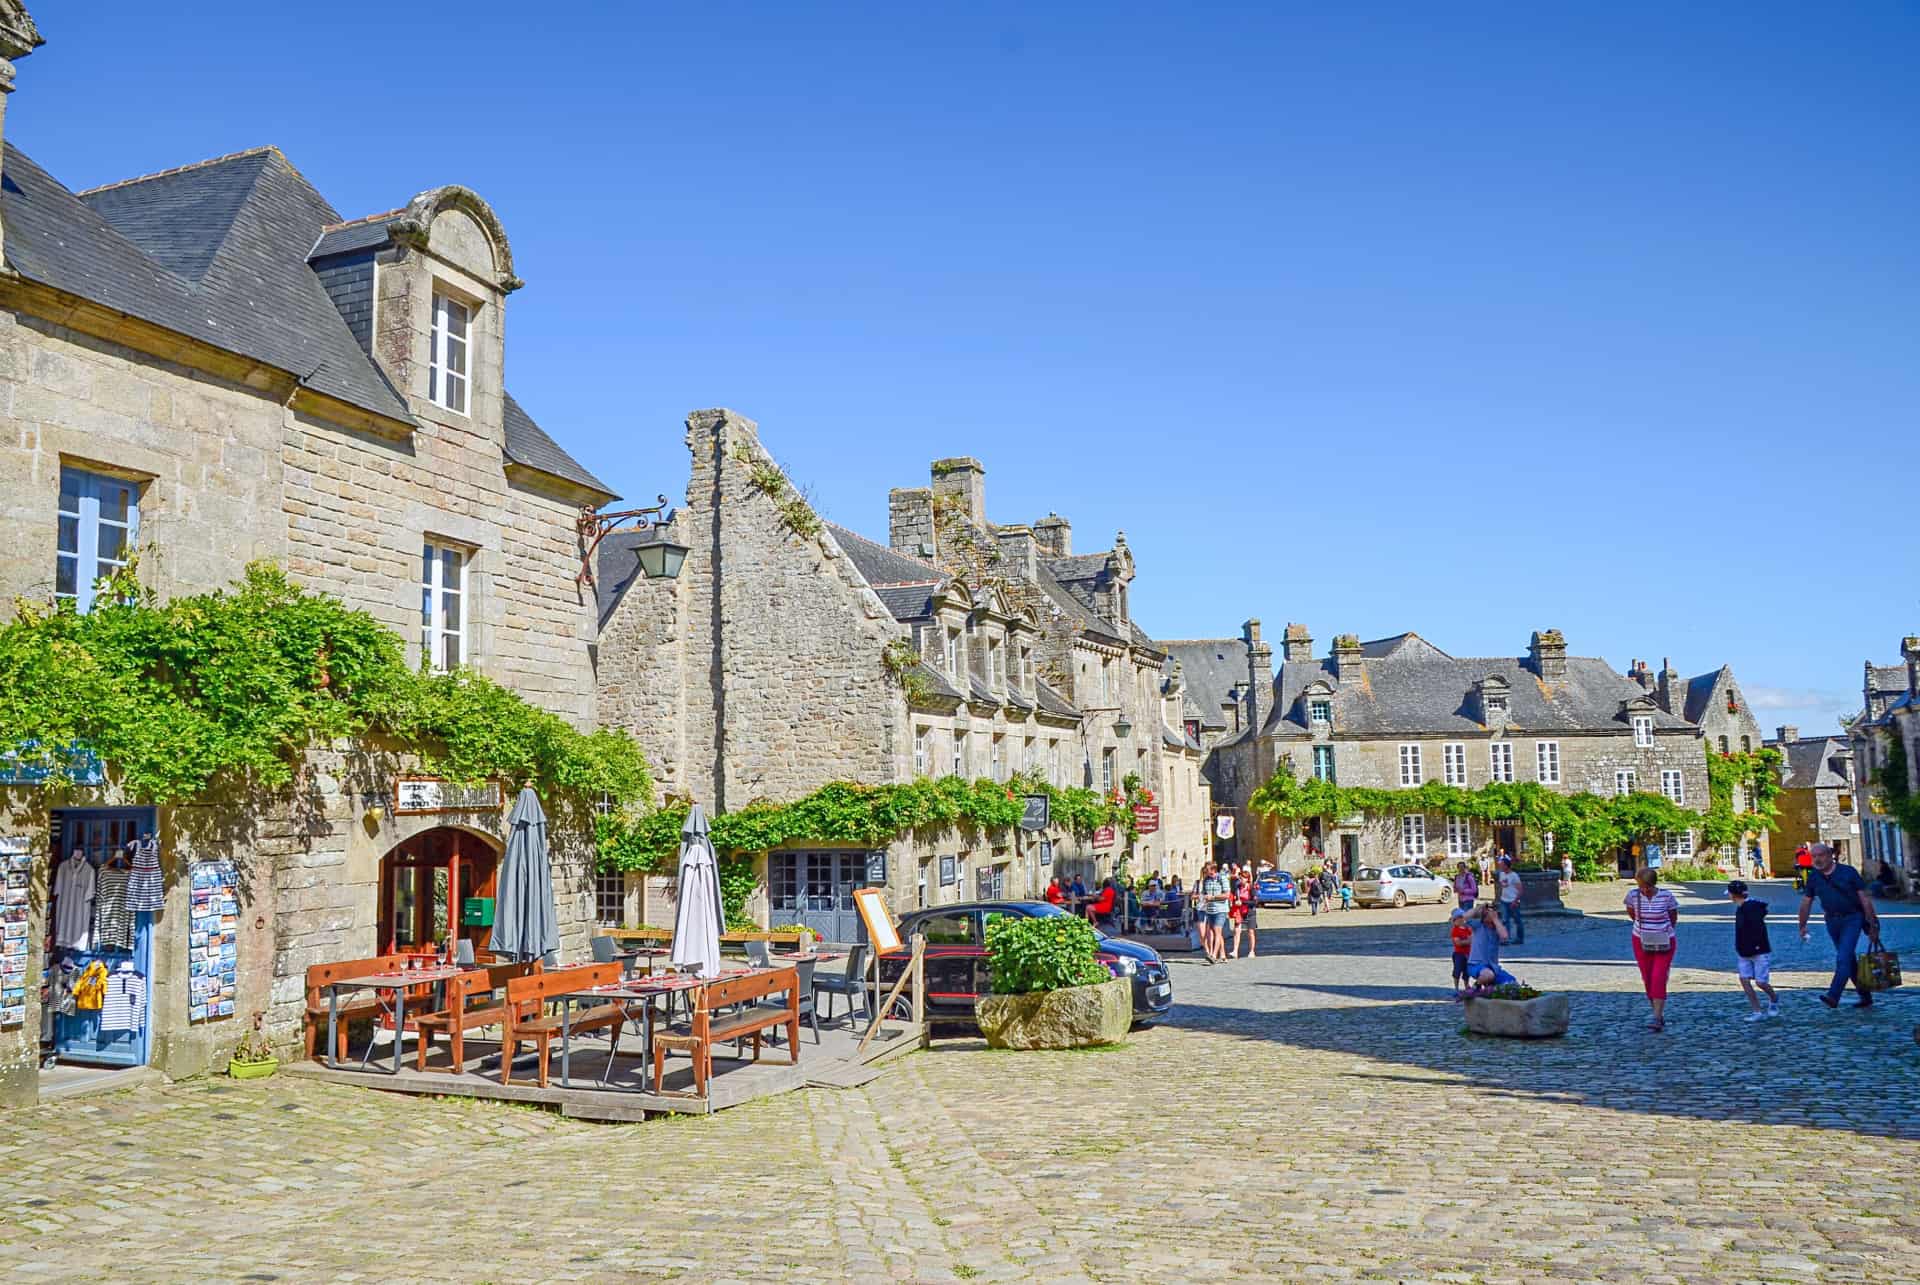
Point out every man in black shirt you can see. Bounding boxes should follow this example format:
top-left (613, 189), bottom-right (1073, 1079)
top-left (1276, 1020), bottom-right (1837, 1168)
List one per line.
top-left (1727, 880), bottom-right (1778, 1021)
top-left (1797, 843), bottom-right (1882, 1009)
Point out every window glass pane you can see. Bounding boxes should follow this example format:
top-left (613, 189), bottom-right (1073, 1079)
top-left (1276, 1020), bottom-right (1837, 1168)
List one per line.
top-left (422, 585), bottom-right (433, 628)
top-left (440, 547), bottom-right (462, 592)
top-left (448, 373), bottom-right (467, 413)
top-left (442, 632), bottom-right (461, 671)
top-left (55, 556), bottom-right (77, 598)
top-left (97, 523), bottom-right (127, 565)
top-left (59, 468), bottom-right (82, 508)
top-left (441, 586), bottom-right (461, 634)
top-left (446, 299), bottom-right (468, 338)
top-left (57, 515), bottom-right (78, 555)
top-left (98, 483), bottom-right (131, 524)
top-left (447, 334), bottom-right (467, 376)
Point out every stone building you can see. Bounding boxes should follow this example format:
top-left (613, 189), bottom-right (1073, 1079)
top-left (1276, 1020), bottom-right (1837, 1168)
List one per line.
top-left (1846, 638), bottom-right (1920, 894)
top-left (595, 425), bottom-right (1211, 940)
top-left (1164, 623), bottom-right (1276, 865)
top-left (1627, 658), bottom-right (1771, 866)
top-left (1210, 627), bottom-right (1708, 877)
top-left (1763, 727), bottom-right (1856, 869)
top-left (0, 5), bottom-right (613, 1104)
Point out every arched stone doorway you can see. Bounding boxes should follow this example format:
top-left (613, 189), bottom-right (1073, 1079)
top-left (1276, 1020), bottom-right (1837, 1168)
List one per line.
top-left (376, 826), bottom-right (501, 955)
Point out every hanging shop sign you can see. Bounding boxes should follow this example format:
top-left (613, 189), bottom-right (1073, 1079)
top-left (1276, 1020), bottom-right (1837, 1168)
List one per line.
top-left (1215, 815), bottom-right (1235, 840)
top-left (865, 850), bottom-right (888, 886)
top-left (0, 742), bottom-right (105, 786)
top-left (1092, 826), bottom-right (1116, 850)
top-left (0, 837), bottom-right (28, 1027)
top-left (1020, 795), bottom-right (1050, 832)
top-left (393, 775), bottom-right (504, 816)
top-left (938, 854), bottom-right (957, 887)
top-left (1133, 805), bottom-right (1160, 835)
top-left (1038, 840), bottom-right (1053, 867)
top-left (188, 861), bottom-right (239, 1023)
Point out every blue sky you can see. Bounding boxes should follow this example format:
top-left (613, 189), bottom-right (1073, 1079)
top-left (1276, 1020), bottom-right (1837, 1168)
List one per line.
top-left (14, 3), bottom-right (1916, 736)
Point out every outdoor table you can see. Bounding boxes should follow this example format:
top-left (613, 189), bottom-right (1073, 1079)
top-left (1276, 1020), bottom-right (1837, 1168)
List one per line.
top-left (326, 964), bottom-right (472, 1075)
top-left (552, 965), bottom-right (793, 1093)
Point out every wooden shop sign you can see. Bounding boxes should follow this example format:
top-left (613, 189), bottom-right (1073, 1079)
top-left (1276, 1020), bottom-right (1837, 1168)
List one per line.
top-left (393, 775), bottom-right (504, 816)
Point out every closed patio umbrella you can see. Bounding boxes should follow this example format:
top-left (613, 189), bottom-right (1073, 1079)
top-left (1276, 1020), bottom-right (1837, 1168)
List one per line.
top-left (670, 804), bottom-right (724, 979)
top-left (493, 786), bottom-right (559, 964)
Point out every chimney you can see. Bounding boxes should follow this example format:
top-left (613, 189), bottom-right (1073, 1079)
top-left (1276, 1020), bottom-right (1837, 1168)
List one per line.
top-left (995, 524), bottom-right (1038, 581)
top-left (1528, 629), bottom-right (1568, 683)
top-left (1332, 634), bottom-right (1365, 688)
top-left (1777, 725), bottom-right (1799, 745)
top-left (1627, 659), bottom-right (1653, 691)
top-left (0, 2), bottom-right (43, 266)
top-left (1244, 619), bottom-right (1273, 732)
top-left (1905, 635), bottom-right (1920, 699)
top-left (1657, 656), bottom-right (1677, 714)
top-left (1033, 513), bottom-right (1071, 559)
top-left (1281, 622), bottom-right (1312, 664)
top-left (930, 457), bottom-right (986, 526)
top-left (888, 487), bottom-right (936, 559)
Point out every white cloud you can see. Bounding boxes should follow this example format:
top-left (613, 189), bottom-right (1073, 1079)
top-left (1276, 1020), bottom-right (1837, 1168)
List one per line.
top-left (1745, 685), bottom-right (1851, 711)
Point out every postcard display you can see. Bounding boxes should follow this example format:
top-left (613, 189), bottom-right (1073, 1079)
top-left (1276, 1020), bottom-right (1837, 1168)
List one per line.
top-left (1, 837), bottom-right (28, 1027)
top-left (188, 862), bottom-right (239, 1022)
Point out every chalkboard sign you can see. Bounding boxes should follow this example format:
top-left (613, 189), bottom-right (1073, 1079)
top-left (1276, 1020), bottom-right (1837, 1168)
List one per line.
top-left (939, 854), bottom-right (957, 886)
top-left (865, 850), bottom-right (888, 885)
top-left (1020, 794), bottom-right (1050, 831)
top-left (1039, 840), bottom-right (1053, 867)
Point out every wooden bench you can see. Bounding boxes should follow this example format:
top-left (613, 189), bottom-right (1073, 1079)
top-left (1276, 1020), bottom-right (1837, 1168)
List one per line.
top-left (501, 963), bottom-right (626, 1088)
top-left (649, 967), bottom-right (799, 1099)
top-left (412, 961), bottom-right (541, 1072)
top-left (303, 955), bottom-right (410, 1062)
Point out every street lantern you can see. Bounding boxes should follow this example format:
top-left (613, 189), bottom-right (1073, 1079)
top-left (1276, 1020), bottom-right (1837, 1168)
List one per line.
top-left (631, 527), bottom-right (689, 580)
top-left (1114, 715), bottom-right (1132, 739)
top-left (576, 497), bottom-right (688, 587)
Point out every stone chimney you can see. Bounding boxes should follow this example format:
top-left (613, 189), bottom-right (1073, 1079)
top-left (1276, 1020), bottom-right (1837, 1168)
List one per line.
top-left (1528, 629), bottom-right (1568, 683)
top-left (930, 457), bottom-right (986, 526)
top-left (888, 487), bottom-right (936, 559)
top-left (1777, 725), bottom-right (1800, 745)
top-left (1657, 656), bottom-right (1677, 714)
top-left (995, 524), bottom-right (1038, 581)
top-left (0, 1), bottom-right (44, 266)
top-left (1033, 513), bottom-right (1071, 559)
top-left (1905, 635), bottom-right (1920, 699)
top-left (1332, 634), bottom-right (1365, 688)
top-left (1281, 622), bottom-right (1312, 664)
top-left (1627, 658), bottom-right (1654, 691)
top-left (1244, 619), bottom-right (1272, 732)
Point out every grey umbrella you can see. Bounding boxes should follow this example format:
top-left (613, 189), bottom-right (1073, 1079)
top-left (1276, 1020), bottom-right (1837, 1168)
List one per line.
top-left (670, 804), bottom-right (724, 980)
top-left (492, 785), bottom-right (559, 964)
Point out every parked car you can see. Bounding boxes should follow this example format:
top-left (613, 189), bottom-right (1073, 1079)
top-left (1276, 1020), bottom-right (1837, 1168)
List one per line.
top-left (874, 901), bottom-right (1173, 1025)
top-left (1352, 864), bottom-right (1451, 908)
top-left (1254, 870), bottom-right (1298, 908)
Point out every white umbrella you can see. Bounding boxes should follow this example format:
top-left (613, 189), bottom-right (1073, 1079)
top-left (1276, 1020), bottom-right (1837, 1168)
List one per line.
top-left (670, 804), bottom-right (724, 979)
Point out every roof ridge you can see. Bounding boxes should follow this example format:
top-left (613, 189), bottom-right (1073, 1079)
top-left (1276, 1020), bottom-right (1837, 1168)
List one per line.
top-left (822, 521), bottom-right (943, 573)
top-left (320, 206), bottom-right (404, 233)
top-left (76, 145), bottom-right (285, 197)
top-left (869, 577), bottom-right (943, 588)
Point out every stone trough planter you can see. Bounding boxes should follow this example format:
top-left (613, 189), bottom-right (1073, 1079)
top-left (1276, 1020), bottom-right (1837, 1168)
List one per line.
top-left (1463, 992), bottom-right (1570, 1039)
top-left (977, 977), bottom-right (1132, 1050)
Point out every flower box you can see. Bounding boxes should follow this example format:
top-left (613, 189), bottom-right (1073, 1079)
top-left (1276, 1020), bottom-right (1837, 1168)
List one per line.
top-left (1464, 992), bottom-right (1569, 1039)
top-left (976, 977), bottom-right (1131, 1050)
top-left (228, 1056), bottom-right (278, 1080)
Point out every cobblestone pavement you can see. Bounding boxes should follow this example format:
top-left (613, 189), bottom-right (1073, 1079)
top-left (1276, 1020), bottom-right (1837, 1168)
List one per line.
top-left (3, 879), bottom-right (1917, 1282)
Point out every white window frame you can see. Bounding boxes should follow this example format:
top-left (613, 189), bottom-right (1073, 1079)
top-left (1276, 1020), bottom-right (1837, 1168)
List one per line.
top-left (1442, 742), bottom-right (1467, 786)
top-left (1485, 693), bottom-right (1508, 716)
top-left (1536, 740), bottom-right (1561, 785)
top-left (1446, 815), bottom-right (1473, 857)
top-left (946, 628), bottom-right (961, 678)
top-left (1488, 742), bottom-right (1514, 784)
top-left (989, 638), bottom-right (1005, 689)
top-left (991, 735), bottom-right (1004, 782)
top-left (913, 726), bottom-right (929, 777)
top-left (1401, 814), bottom-right (1426, 857)
top-left (1309, 699), bottom-right (1331, 727)
top-left (1312, 744), bottom-right (1336, 783)
top-left (1615, 768), bottom-right (1636, 796)
top-left (428, 292), bottom-right (471, 415)
top-left (1667, 830), bottom-right (1694, 858)
top-left (1102, 748), bottom-right (1116, 793)
top-left (1633, 715), bottom-right (1653, 748)
top-left (56, 466), bottom-right (140, 613)
top-left (953, 730), bottom-right (967, 778)
top-left (1399, 744), bottom-right (1423, 787)
top-left (1661, 769), bottom-right (1685, 805)
top-left (421, 540), bottom-right (468, 671)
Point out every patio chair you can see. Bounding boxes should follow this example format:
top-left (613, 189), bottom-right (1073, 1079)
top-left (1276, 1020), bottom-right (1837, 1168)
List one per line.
top-left (761, 957), bottom-right (821, 1048)
top-left (813, 945), bottom-right (868, 1028)
top-left (590, 935), bottom-right (617, 965)
top-left (745, 939), bottom-right (773, 968)
top-left (453, 939), bottom-right (476, 967)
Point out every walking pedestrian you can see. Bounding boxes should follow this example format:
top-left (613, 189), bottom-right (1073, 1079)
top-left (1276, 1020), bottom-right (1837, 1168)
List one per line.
top-left (1466, 899), bottom-right (1515, 989)
top-left (1306, 868), bottom-right (1323, 916)
top-left (1231, 868), bottom-right (1259, 959)
top-left (1197, 862), bottom-right (1231, 964)
top-left (1626, 865), bottom-right (1679, 1032)
top-left (1797, 842), bottom-right (1883, 1010)
top-left (1320, 866), bottom-right (1338, 912)
top-left (1454, 862), bottom-right (1478, 912)
top-left (1560, 854), bottom-right (1574, 895)
top-left (1727, 879), bottom-right (1779, 1021)
top-left (1497, 855), bottom-right (1524, 946)
top-left (1793, 844), bottom-right (1812, 893)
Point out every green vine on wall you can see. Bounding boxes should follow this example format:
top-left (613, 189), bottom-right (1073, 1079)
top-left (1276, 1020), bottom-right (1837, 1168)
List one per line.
top-left (743, 452), bottom-right (823, 542)
top-left (596, 773), bottom-right (1133, 873)
top-left (1702, 748), bottom-right (1783, 852)
top-left (0, 562), bottom-right (653, 807)
top-left (881, 638), bottom-right (936, 707)
top-left (1879, 734), bottom-right (1920, 838)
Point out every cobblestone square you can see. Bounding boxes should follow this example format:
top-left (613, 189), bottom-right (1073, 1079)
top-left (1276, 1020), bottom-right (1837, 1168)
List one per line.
top-left (3, 881), bottom-right (1916, 1282)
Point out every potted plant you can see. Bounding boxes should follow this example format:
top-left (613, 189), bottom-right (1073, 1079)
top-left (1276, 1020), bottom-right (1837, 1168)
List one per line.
top-left (1463, 982), bottom-right (1570, 1039)
top-left (228, 1012), bottom-right (279, 1079)
top-left (975, 916), bottom-right (1131, 1050)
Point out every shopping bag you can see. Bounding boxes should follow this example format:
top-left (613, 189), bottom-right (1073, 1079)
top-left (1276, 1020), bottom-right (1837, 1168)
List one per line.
top-left (1855, 945), bottom-right (1902, 993)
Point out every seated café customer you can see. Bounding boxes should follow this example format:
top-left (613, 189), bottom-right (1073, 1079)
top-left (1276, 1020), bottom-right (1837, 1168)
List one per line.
top-left (1044, 876), bottom-right (1067, 906)
top-left (1069, 875), bottom-right (1088, 899)
top-left (1083, 879), bottom-right (1118, 926)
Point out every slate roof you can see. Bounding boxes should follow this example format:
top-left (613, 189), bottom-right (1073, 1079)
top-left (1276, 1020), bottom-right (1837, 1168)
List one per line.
top-left (871, 583), bottom-right (942, 621)
top-left (825, 524), bottom-right (949, 602)
top-left (1870, 666), bottom-right (1910, 700)
top-left (1163, 639), bottom-right (1258, 732)
top-left (592, 526), bottom-right (658, 627)
top-left (911, 661), bottom-right (964, 704)
top-left (1679, 667), bottom-right (1734, 725)
top-left (1035, 680), bottom-right (1081, 720)
top-left (6, 143), bottom-right (607, 500)
top-left (308, 210), bottom-right (403, 259)
top-left (1047, 553), bottom-right (1110, 584)
top-left (1267, 645), bottom-right (1696, 738)
top-left (1774, 738), bottom-right (1853, 790)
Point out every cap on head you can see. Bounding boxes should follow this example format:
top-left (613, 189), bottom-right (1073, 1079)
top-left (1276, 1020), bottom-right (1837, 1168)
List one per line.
top-left (1498, 855), bottom-right (1513, 866)
top-left (1450, 907), bottom-right (1465, 919)
top-left (1727, 880), bottom-right (1748, 897)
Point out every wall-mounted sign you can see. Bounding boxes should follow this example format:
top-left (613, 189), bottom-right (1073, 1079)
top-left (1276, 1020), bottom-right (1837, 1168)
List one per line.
top-left (1092, 826), bottom-right (1115, 850)
top-left (394, 776), bottom-right (504, 815)
top-left (1133, 805), bottom-right (1160, 835)
top-left (1215, 815), bottom-right (1236, 840)
top-left (938, 854), bottom-right (957, 887)
top-left (865, 850), bottom-right (888, 886)
top-left (1020, 795), bottom-right (1050, 832)
top-left (1038, 840), bottom-right (1053, 867)
top-left (0, 742), bottom-right (105, 787)
top-left (1644, 843), bottom-right (1664, 870)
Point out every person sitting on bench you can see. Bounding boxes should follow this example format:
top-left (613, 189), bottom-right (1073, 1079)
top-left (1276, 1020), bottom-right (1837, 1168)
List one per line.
top-left (1082, 878), bottom-right (1118, 927)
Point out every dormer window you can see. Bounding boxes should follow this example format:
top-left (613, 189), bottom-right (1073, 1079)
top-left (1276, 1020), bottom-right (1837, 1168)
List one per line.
top-left (429, 293), bottom-right (471, 414)
top-left (989, 638), bottom-right (1005, 689)
top-left (1486, 694), bottom-right (1508, 716)
top-left (1309, 699), bottom-right (1331, 727)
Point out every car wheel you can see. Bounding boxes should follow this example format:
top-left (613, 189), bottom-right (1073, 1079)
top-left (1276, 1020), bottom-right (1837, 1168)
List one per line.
top-left (1393, 890), bottom-right (1407, 908)
top-left (1131, 1019), bottom-right (1157, 1031)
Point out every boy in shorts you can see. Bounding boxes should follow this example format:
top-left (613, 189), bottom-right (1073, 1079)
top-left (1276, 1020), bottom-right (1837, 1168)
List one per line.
top-left (1728, 880), bottom-right (1779, 1021)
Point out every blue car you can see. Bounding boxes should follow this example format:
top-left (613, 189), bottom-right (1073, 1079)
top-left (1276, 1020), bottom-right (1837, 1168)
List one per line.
top-left (1255, 871), bottom-right (1298, 908)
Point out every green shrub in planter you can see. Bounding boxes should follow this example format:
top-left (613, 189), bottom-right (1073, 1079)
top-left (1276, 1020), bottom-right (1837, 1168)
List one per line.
top-left (985, 915), bottom-right (1109, 995)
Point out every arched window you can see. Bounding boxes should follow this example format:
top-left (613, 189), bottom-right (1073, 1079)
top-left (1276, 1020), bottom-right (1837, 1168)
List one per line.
top-left (1718, 736), bottom-right (1729, 754)
top-left (1740, 735), bottom-right (1751, 753)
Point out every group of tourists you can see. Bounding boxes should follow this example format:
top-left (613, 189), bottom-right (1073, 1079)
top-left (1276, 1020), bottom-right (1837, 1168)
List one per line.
top-left (1303, 862), bottom-right (1348, 914)
top-left (1194, 861), bottom-right (1261, 965)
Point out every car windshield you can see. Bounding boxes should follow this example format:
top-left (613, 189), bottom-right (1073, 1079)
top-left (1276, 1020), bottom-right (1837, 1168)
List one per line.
top-left (1356, 867), bottom-right (1382, 881)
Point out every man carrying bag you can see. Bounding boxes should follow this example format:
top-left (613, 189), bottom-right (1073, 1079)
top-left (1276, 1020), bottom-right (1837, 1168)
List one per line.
top-left (1798, 843), bottom-right (1888, 1010)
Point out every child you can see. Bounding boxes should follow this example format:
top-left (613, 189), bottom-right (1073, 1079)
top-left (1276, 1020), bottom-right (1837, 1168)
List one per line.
top-left (1448, 907), bottom-right (1473, 992)
top-left (1728, 880), bottom-right (1779, 1021)
top-left (1339, 882), bottom-right (1353, 911)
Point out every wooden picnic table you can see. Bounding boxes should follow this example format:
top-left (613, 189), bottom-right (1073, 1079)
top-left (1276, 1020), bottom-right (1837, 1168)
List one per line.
top-left (552, 965), bottom-right (800, 1094)
top-left (326, 964), bottom-right (475, 1075)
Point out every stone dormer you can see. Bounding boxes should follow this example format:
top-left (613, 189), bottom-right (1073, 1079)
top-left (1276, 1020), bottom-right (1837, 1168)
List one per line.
top-left (1302, 678), bottom-right (1336, 732)
top-left (1476, 674), bottom-right (1512, 728)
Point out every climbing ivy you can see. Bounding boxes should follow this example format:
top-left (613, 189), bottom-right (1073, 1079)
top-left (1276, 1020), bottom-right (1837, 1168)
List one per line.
top-left (1701, 748), bottom-right (1783, 852)
top-left (0, 562), bottom-right (652, 807)
top-left (1878, 734), bottom-right (1920, 839)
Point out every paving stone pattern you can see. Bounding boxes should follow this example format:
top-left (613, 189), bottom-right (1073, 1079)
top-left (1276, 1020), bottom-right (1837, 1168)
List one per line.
top-left (2, 880), bottom-right (1917, 1281)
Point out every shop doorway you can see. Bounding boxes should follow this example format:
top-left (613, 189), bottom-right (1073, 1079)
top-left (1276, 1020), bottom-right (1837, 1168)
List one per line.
top-left (767, 851), bottom-right (864, 944)
top-left (1339, 834), bottom-right (1359, 879)
top-left (1493, 825), bottom-right (1518, 860)
top-left (46, 808), bottom-right (157, 1068)
top-left (377, 828), bottom-right (498, 956)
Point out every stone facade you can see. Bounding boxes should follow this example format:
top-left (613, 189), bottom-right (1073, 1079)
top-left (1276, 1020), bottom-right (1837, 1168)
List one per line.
top-left (1846, 639), bottom-right (1920, 894)
top-left (1764, 729), bottom-right (1858, 871)
top-left (1630, 658), bottom-right (1771, 865)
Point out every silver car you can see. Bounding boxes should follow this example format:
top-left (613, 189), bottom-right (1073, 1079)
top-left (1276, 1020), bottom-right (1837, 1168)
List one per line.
top-left (1352, 864), bottom-right (1451, 908)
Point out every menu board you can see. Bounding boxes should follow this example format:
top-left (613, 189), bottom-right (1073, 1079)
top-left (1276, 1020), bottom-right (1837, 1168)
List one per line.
top-left (188, 861), bottom-right (239, 1022)
top-left (0, 837), bottom-right (28, 1027)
